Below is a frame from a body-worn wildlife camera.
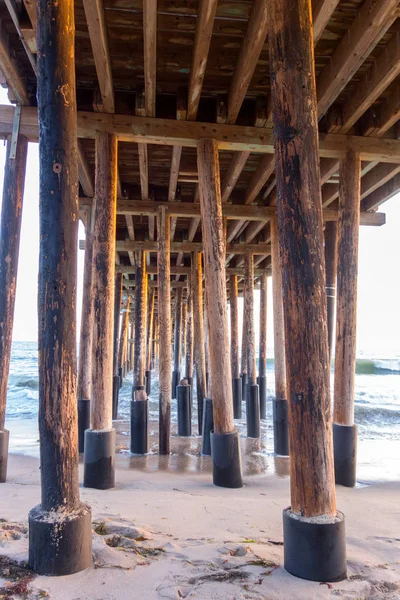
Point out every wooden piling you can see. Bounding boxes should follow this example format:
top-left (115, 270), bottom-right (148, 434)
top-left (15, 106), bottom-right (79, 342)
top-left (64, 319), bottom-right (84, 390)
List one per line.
top-left (229, 276), bottom-right (240, 381)
top-left (334, 152), bottom-right (361, 426)
top-left (269, 0), bottom-right (336, 518)
top-left (0, 135), bottom-right (28, 443)
top-left (270, 220), bottom-right (287, 400)
top-left (259, 274), bottom-right (268, 379)
top-left (324, 221), bottom-right (338, 364)
top-left (157, 207), bottom-right (171, 454)
top-left (197, 138), bottom-right (234, 435)
top-left (185, 277), bottom-right (194, 382)
top-left (192, 251), bottom-right (206, 434)
top-left (146, 289), bottom-right (155, 372)
top-left (244, 253), bottom-right (256, 386)
top-left (133, 250), bottom-right (148, 393)
top-left (172, 287), bottom-right (183, 395)
top-left (113, 273), bottom-right (123, 380)
top-left (181, 300), bottom-right (187, 365)
top-left (29, 0), bottom-right (91, 573)
top-left (118, 297), bottom-right (131, 378)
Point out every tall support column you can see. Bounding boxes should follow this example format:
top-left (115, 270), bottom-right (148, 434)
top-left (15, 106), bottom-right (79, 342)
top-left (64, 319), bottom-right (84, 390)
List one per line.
top-left (271, 219), bottom-right (289, 456)
top-left (158, 207), bottom-right (171, 455)
top-left (192, 252), bottom-right (206, 435)
top-left (145, 289), bottom-right (155, 396)
top-left (197, 138), bottom-right (243, 488)
top-left (269, 0), bottom-right (345, 583)
top-left (324, 221), bottom-right (338, 365)
top-left (84, 132), bottom-right (118, 491)
top-left (181, 300), bottom-right (187, 366)
top-left (240, 295), bottom-right (249, 399)
top-left (229, 275), bottom-right (242, 418)
top-left (77, 209), bottom-right (95, 453)
top-left (131, 250), bottom-right (149, 454)
top-left (333, 151), bottom-right (361, 488)
top-left (112, 273), bottom-right (123, 419)
top-left (185, 276), bottom-right (194, 386)
top-left (244, 253), bottom-right (260, 438)
top-left (257, 273), bottom-right (268, 419)
top-left (172, 288), bottom-right (183, 399)
top-left (29, 0), bottom-right (92, 574)
top-left (0, 134), bottom-right (28, 482)
top-left (118, 297), bottom-right (131, 383)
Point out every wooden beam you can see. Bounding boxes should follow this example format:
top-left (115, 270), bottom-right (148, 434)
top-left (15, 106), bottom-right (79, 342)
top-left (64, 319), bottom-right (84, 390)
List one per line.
top-left (221, 151), bottom-right (250, 203)
top-left (187, 0), bottom-right (218, 121)
top-left (117, 265), bottom-right (270, 277)
top-left (227, 0), bottom-right (269, 124)
top-left (0, 21), bottom-right (30, 105)
top-left (143, 0), bottom-right (157, 118)
top-left (372, 81), bottom-right (400, 137)
top-left (360, 162), bottom-right (400, 199)
top-left (361, 171), bottom-right (400, 211)
top-left (82, 0), bottom-right (114, 113)
top-left (317, 0), bottom-right (398, 117)
top-left (312, 0), bottom-right (340, 44)
top-left (77, 140), bottom-right (94, 197)
top-left (115, 240), bottom-right (272, 255)
top-left (245, 155), bottom-right (275, 205)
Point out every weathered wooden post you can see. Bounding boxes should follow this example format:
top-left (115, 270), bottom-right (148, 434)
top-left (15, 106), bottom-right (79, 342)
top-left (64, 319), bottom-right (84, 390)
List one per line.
top-left (240, 298), bottom-right (249, 400)
top-left (172, 287), bottom-right (183, 399)
top-left (131, 250), bottom-right (149, 454)
top-left (324, 221), bottom-right (338, 365)
top-left (201, 301), bottom-right (213, 454)
top-left (84, 132), bottom-right (118, 490)
top-left (157, 207), bottom-right (171, 454)
top-left (178, 278), bottom-right (193, 437)
top-left (269, 0), bottom-right (345, 582)
top-left (181, 300), bottom-right (187, 366)
top-left (118, 296), bottom-right (131, 382)
top-left (271, 219), bottom-right (289, 456)
top-left (197, 138), bottom-right (243, 488)
top-left (112, 273), bottom-right (123, 419)
top-left (333, 152), bottom-right (360, 488)
top-left (29, 0), bottom-right (92, 574)
top-left (185, 274), bottom-right (194, 392)
top-left (229, 275), bottom-right (242, 418)
top-left (257, 273), bottom-right (268, 419)
top-left (77, 209), bottom-right (95, 453)
top-left (145, 289), bottom-right (155, 396)
top-left (192, 251), bottom-right (206, 435)
top-left (0, 134), bottom-right (28, 482)
top-left (244, 252), bottom-right (260, 438)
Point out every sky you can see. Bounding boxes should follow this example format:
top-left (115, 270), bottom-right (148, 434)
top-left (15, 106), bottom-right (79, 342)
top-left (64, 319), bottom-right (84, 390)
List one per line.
top-left (1, 89), bottom-right (399, 357)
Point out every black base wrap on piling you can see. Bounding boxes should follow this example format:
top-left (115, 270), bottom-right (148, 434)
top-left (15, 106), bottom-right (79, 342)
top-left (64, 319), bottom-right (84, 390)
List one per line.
top-left (240, 373), bottom-right (248, 401)
top-left (112, 375), bottom-right (120, 420)
top-left (210, 429), bottom-right (243, 488)
top-left (84, 428), bottom-right (116, 490)
top-left (29, 503), bottom-right (92, 576)
top-left (145, 370), bottom-right (151, 396)
top-left (171, 369), bottom-right (180, 400)
top-left (247, 384), bottom-right (260, 438)
top-left (0, 429), bottom-right (9, 483)
top-left (283, 508), bottom-right (347, 582)
top-left (177, 384), bottom-right (192, 436)
top-left (257, 375), bottom-right (267, 419)
top-left (78, 399), bottom-right (90, 454)
top-left (333, 423), bottom-right (357, 487)
top-left (130, 399), bottom-right (149, 454)
top-left (273, 398), bottom-right (289, 456)
top-left (232, 378), bottom-right (242, 419)
top-left (201, 398), bottom-right (214, 455)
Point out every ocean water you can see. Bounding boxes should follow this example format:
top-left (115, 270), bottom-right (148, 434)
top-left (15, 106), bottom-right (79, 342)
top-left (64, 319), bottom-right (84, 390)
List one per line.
top-left (6, 341), bottom-right (400, 444)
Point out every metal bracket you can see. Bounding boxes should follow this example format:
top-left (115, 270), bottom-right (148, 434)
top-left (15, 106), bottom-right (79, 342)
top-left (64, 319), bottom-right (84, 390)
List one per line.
top-left (10, 104), bottom-right (21, 159)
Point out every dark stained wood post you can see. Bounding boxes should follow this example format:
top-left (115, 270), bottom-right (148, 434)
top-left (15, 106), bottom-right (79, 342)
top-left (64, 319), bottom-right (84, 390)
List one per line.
top-left (29, 0), bottom-right (92, 574)
top-left (112, 272), bottom-right (123, 419)
top-left (77, 209), bottom-right (95, 453)
top-left (269, 0), bottom-right (345, 582)
top-left (244, 252), bottom-right (260, 438)
top-left (172, 287), bottom-right (183, 399)
top-left (185, 276), bottom-right (194, 386)
top-left (0, 134), bottom-right (28, 482)
top-left (181, 299), bottom-right (187, 365)
top-left (131, 249), bottom-right (149, 454)
top-left (324, 221), bottom-right (338, 365)
top-left (84, 132), bottom-right (118, 491)
top-left (145, 288), bottom-right (155, 396)
top-left (229, 275), bottom-right (242, 418)
top-left (118, 297), bottom-right (131, 381)
top-left (157, 207), bottom-right (171, 455)
top-left (257, 273), bottom-right (268, 419)
top-left (192, 251), bottom-right (206, 435)
top-left (333, 151), bottom-right (361, 488)
top-left (197, 138), bottom-right (243, 488)
top-left (270, 219), bottom-right (289, 456)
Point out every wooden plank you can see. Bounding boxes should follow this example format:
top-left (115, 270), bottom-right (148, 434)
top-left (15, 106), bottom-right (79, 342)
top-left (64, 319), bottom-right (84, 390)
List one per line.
top-left (118, 265), bottom-right (270, 276)
top-left (373, 82), bottom-right (400, 137)
top-left (197, 138), bottom-right (234, 435)
top-left (360, 162), bottom-right (400, 199)
top-left (317, 0), bottom-right (398, 117)
top-left (361, 171), bottom-right (400, 211)
top-left (227, 0), bottom-right (269, 124)
top-left (269, 0), bottom-right (335, 517)
top-left (221, 151), bottom-right (250, 203)
top-left (245, 155), bottom-right (275, 204)
top-left (312, 0), bottom-right (340, 43)
top-left (187, 0), bottom-right (218, 121)
top-left (334, 151), bottom-right (361, 425)
top-left (341, 30), bottom-right (400, 133)
top-left (143, 0), bottom-right (157, 118)
top-left (82, 0), bottom-right (114, 113)
top-left (0, 21), bottom-right (30, 105)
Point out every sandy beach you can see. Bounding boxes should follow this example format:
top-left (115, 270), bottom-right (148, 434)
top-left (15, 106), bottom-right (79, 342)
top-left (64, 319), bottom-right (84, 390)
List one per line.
top-left (0, 420), bottom-right (399, 600)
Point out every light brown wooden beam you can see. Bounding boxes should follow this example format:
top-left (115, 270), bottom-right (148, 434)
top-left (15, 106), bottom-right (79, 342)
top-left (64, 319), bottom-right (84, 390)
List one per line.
top-left (3, 105), bottom-right (400, 162)
top-left (143, 0), bottom-right (157, 119)
top-left (220, 151), bottom-right (250, 203)
top-left (312, 0), bottom-right (340, 43)
top-left (187, 0), bottom-right (218, 122)
top-left (116, 240), bottom-right (272, 254)
top-left (227, 0), bottom-right (269, 125)
top-left (77, 140), bottom-right (94, 197)
top-left (370, 82), bottom-right (400, 137)
top-left (245, 155), bottom-right (276, 204)
top-left (118, 265), bottom-right (270, 277)
top-left (0, 21), bottom-right (30, 105)
top-left (82, 0), bottom-right (114, 113)
top-left (360, 162), bottom-right (400, 199)
top-left (361, 171), bottom-right (400, 211)
top-left (317, 0), bottom-right (398, 117)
